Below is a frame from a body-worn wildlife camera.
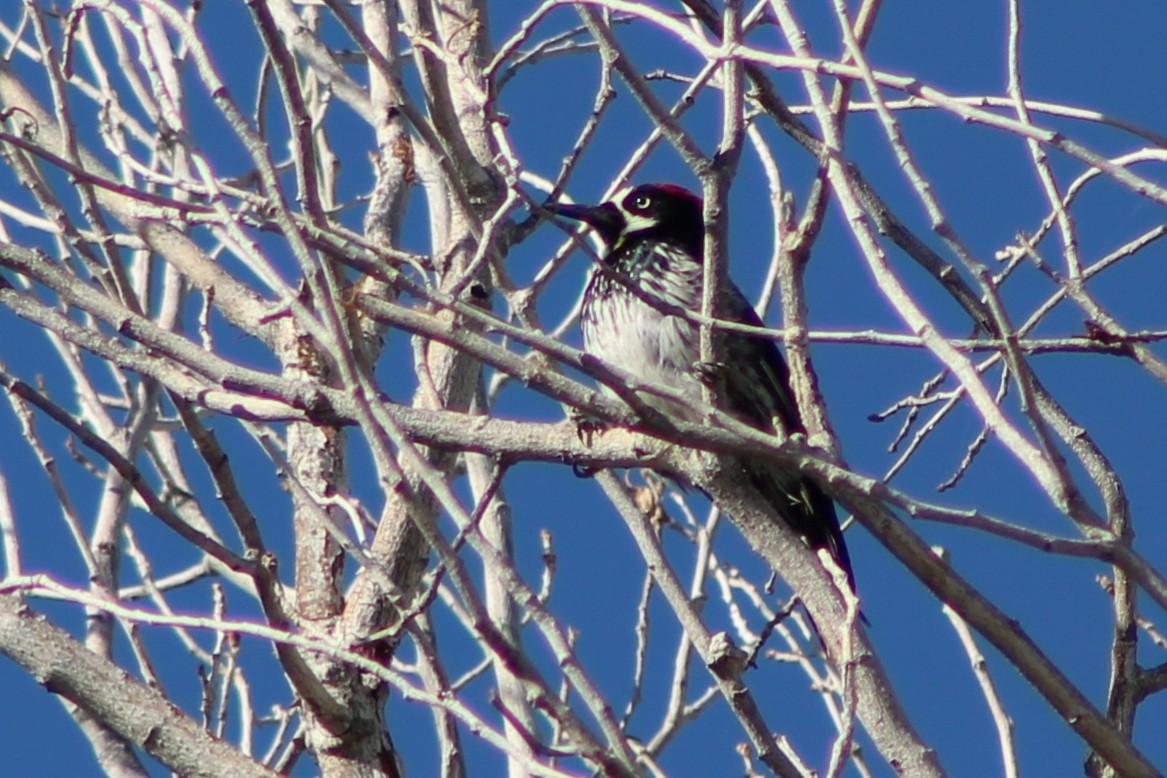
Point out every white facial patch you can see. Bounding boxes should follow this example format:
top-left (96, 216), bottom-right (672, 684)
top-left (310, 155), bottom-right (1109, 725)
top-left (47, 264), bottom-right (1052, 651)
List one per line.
top-left (607, 186), bottom-right (659, 246)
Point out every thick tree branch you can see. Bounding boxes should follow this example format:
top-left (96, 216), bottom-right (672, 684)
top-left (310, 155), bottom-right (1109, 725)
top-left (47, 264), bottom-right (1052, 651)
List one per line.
top-left (0, 594), bottom-right (276, 778)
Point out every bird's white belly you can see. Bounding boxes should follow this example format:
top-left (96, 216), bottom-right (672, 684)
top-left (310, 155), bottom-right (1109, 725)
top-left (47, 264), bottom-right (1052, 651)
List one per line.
top-left (583, 295), bottom-right (704, 414)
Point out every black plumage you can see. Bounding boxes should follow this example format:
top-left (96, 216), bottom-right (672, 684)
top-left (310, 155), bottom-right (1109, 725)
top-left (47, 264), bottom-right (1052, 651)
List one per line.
top-left (551, 183), bottom-right (854, 588)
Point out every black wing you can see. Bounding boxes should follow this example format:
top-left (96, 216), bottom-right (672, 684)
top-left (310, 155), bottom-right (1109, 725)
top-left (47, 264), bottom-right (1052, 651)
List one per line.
top-left (720, 284), bottom-right (854, 588)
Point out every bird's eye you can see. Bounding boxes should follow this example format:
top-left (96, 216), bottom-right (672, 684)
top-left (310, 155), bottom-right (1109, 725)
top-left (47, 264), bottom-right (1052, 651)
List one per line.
top-left (632, 194), bottom-right (652, 211)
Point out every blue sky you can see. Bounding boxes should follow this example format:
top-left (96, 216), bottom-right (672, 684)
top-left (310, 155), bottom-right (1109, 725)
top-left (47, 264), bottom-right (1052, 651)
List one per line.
top-left (2, 1), bottom-right (1167, 775)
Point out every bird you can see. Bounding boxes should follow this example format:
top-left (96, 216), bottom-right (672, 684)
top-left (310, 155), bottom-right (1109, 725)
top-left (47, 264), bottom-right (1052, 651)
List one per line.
top-left (549, 182), bottom-right (855, 590)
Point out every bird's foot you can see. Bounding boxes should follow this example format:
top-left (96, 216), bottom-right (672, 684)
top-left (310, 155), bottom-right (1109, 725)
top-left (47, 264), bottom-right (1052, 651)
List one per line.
top-left (569, 406), bottom-right (608, 447)
top-left (572, 462), bottom-right (598, 479)
top-left (690, 360), bottom-right (727, 386)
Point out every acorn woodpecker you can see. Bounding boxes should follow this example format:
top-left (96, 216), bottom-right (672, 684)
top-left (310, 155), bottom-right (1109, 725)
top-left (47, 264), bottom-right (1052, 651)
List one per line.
top-left (550, 183), bottom-right (854, 589)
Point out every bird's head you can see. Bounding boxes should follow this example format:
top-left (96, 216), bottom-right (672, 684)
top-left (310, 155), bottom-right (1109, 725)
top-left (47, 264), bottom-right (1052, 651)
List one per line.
top-left (549, 183), bottom-right (703, 255)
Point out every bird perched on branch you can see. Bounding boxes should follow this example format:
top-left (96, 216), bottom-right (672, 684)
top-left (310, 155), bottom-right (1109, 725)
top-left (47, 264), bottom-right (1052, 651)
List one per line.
top-left (549, 183), bottom-right (855, 590)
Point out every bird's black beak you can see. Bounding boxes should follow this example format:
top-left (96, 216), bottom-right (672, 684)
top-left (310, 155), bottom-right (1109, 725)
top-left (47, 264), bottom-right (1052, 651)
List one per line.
top-left (547, 200), bottom-right (624, 245)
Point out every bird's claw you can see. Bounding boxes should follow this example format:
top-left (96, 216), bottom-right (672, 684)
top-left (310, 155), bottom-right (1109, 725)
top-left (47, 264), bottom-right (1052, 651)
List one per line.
top-left (572, 462), bottom-right (598, 479)
top-left (569, 407), bottom-right (608, 446)
top-left (691, 360), bottom-right (727, 386)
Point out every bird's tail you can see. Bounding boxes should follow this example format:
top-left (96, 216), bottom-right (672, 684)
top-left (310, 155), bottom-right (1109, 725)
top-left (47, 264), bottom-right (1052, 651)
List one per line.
top-left (744, 461), bottom-right (856, 593)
